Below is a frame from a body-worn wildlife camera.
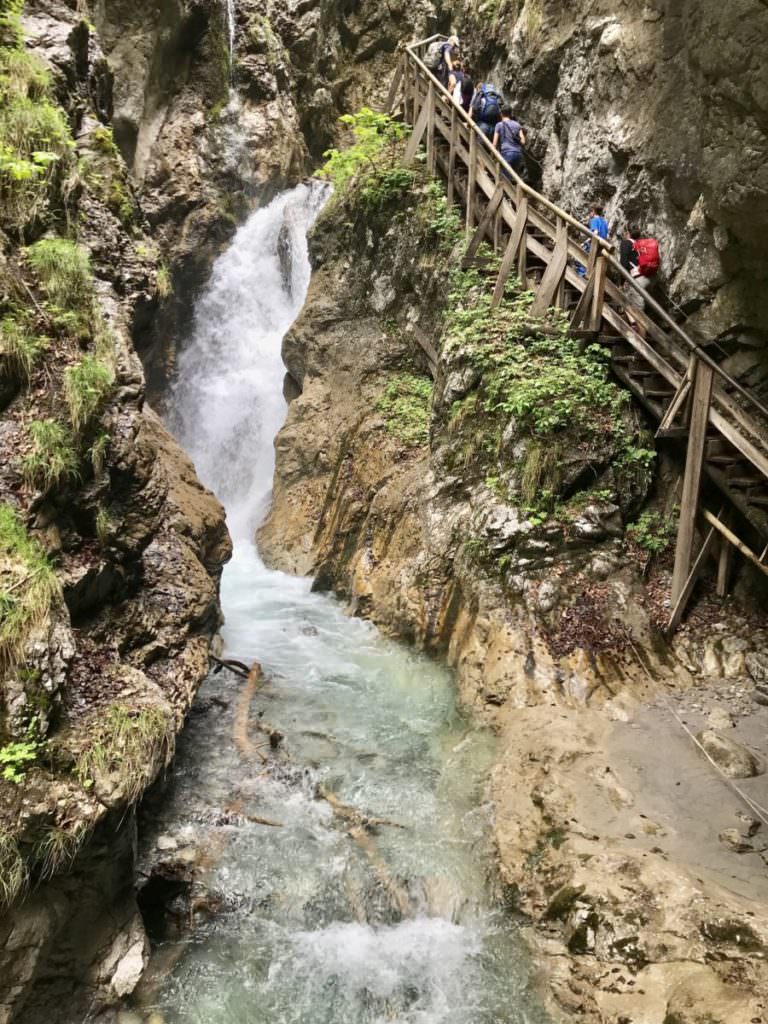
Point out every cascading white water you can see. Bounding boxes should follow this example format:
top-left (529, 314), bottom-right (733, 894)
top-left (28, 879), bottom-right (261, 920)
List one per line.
top-left (145, 185), bottom-right (548, 1024)
top-left (225, 0), bottom-right (236, 73)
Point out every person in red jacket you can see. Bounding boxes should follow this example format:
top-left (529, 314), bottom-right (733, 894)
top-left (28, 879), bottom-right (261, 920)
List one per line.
top-left (620, 224), bottom-right (659, 339)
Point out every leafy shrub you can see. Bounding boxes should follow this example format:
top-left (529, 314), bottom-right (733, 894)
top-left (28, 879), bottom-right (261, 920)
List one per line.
top-left (20, 418), bottom-right (79, 490)
top-left (64, 355), bottom-right (113, 432)
top-left (0, 502), bottom-right (59, 668)
top-left (0, 40), bottom-right (73, 228)
top-left (0, 740), bottom-right (39, 783)
top-left (376, 373), bottom-right (433, 447)
top-left (0, 313), bottom-right (47, 380)
top-left (26, 238), bottom-right (93, 310)
top-left (626, 509), bottom-right (677, 555)
top-left (320, 108), bottom-right (414, 208)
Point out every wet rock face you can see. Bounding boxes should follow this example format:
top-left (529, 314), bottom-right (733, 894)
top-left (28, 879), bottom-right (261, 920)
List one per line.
top-left (456, 0), bottom-right (768, 349)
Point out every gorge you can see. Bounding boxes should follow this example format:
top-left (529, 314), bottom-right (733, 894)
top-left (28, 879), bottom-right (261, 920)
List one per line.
top-left (1, 2), bottom-right (768, 1024)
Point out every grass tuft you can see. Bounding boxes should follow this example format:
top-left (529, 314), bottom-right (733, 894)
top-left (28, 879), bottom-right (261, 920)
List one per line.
top-left (75, 705), bottom-right (174, 803)
top-left (0, 502), bottom-right (59, 668)
top-left (35, 824), bottom-right (87, 880)
top-left (64, 355), bottom-right (113, 432)
top-left (0, 831), bottom-right (27, 908)
top-left (0, 313), bottom-right (47, 381)
top-left (20, 418), bottom-right (79, 491)
top-left (26, 238), bottom-right (93, 310)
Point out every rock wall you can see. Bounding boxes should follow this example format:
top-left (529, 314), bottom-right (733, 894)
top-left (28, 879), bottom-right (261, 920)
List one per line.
top-left (258, 170), bottom-right (768, 1022)
top-left (452, 0), bottom-right (768, 385)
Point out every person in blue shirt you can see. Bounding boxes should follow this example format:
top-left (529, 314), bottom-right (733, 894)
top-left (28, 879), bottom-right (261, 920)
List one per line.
top-left (578, 204), bottom-right (609, 275)
top-left (493, 106), bottom-right (526, 179)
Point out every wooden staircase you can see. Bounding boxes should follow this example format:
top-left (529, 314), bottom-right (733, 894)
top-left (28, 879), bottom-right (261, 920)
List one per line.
top-left (389, 36), bottom-right (768, 630)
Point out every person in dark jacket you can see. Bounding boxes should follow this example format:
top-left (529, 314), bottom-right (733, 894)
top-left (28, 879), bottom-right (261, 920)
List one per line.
top-left (620, 224), bottom-right (649, 338)
top-left (493, 105), bottom-right (526, 179)
top-left (437, 35), bottom-right (460, 87)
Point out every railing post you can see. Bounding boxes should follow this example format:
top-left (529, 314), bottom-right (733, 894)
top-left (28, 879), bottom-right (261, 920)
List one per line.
top-left (447, 106), bottom-right (458, 206)
top-left (466, 130), bottom-right (478, 235)
top-left (589, 254), bottom-right (608, 332)
top-left (491, 189), bottom-right (528, 308)
top-left (670, 357), bottom-right (715, 611)
top-left (426, 81), bottom-right (436, 175)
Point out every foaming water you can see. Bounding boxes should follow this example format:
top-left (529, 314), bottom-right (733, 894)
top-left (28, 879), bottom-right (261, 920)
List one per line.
top-left (140, 184), bottom-right (548, 1024)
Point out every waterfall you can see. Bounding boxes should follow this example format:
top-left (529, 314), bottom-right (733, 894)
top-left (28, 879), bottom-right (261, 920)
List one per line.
top-left (168, 182), bottom-right (328, 540)
top-left (225, 0), bottom-right (236, 72)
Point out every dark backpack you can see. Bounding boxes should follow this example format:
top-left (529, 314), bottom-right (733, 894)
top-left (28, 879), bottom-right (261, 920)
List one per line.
top-left (426, 41), bottom-right (443, 72)
top-left (633, 237), bottom-right (660, 277)
top-left (472, 84), bottom-right (501, 124)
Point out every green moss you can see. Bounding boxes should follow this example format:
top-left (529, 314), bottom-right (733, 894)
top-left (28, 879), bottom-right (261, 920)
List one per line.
top-left (376, 373), bottom-right (433, 447)
top-left (0, 502), bottom-right (59, 668)
top-left (64, 354), bottom-right (113, 432)
top-left (19, 418), bottom-right (80, 490)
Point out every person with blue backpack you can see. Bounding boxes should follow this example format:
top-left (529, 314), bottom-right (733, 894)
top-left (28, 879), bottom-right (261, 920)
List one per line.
top-left (578, 204), bottom-right (610, 276)
top-left (493, 105), bottom-right (527, 179)
top-left (471, 83), bottom-right (503, 140)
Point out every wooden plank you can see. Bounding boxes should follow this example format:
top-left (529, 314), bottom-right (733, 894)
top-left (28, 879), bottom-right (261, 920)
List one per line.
top-left (531, 217), bottom-right (568, 316)
top-left (425, 81), bottom-right (436, 175)
top-left (656, 368), bottom-right (692, 438)
top-left (462, 184), bottom-right (504, 266)
top-left (466, 130), bottom-right (478, 234)
top-left (447, 106), bottom-right (458, 205)
top-left (703, 508), bottom-right (768, 577)
top-left (717, 518), bottom-right (734, 598)
top-left (589, 254), bottom-right (608, 332)
top-left (385, 56), bottom-right (404, 114)
top-left (671, 359), bottom-right (715, 608)
top-left (491, 194), bottom-right (528, 308)
top-left (667, 521), bottom-right (719, 633)
top-left (403, 99), bottom-right (430, 166)
top-left (570, 274), bottom-right (595, 330)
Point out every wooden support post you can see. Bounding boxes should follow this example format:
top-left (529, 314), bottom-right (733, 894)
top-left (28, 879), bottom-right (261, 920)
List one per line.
top-left (462, 184), bottom-right (504, 267)
top-left (703, 508), bottom-right (768, 579)
top-left (670, 358), bottom-right (715, 609)
top-left (531, 217), bottom-right (568, 316)
top-left (717, 524), bottom-right (734, 599)
top-left (466, 130), bottom-right (478, 235)
top-left (492, 194), bottom-right (528, 308)
top-left (667, 519), bottom-right (719, 633)
top-left (447, 107), bottom-right (458, 206)
top-left (403, 97), bottom-right (430, 166)
top-left (426, 81), bottom-right (436, 175)
top-left (589, 254), bottom-right (608, 332)
top-left (656, 369), bottom-right (693, 438)
top-left (385, 56), bottom-right (405, 114)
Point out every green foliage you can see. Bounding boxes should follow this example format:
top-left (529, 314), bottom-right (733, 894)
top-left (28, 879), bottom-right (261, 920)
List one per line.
top-left (423, 179), bottom-right (462, 246)
top-left (35, 824), bottom-right (86, 879)
top-left (0, 313), bottom-right (47, 380)
top-left (0, 739), bottom-right (39, 783)
top-left (0, 832), bottom-right (26, 908)
top-left (75, 705), bottom-right (173, 802)
top-left (90, 431), bottom-right (109, 475)
top-left (320, 108), bottom-right (414, 208)
top-left (626, 509), bottom-right (677, 555)
top-left (92, 125), bottom-right (118, 158)
top-left (20, 418), bottom-right (79, 490)
top-left (0, 502), bottom-right (59, 668)
top-left (155, 263), bottom-right (172, 299)
top-left (64, 355), bottom-right (113, 432)
top-left (26, 238), bottom-right (94, 310)
top-left (94, 505), bottom-right (111, 544)
top-left (376, 373), bottom-right (433, 447)
top-left (0, 37), bottom-right (73, 228)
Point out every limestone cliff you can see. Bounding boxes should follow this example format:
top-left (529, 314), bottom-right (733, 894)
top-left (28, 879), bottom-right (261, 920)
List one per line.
top-left (0, 4), bottom-right (230, 1020)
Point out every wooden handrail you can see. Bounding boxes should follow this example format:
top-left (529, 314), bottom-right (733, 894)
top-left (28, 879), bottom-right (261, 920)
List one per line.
top-left (402, 35), bottom-right (768, 435)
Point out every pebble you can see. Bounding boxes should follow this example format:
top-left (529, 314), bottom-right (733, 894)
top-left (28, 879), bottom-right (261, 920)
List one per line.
top-left (156, 834), bottom-right (178, 851)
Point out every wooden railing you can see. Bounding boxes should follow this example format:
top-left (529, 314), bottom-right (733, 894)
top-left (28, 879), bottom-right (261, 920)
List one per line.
top-left (388, 36), bottom-right (768, 628)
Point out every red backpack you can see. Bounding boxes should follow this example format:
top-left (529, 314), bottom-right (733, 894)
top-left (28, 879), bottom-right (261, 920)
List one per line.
top-left (634, 237), bottom-right (660, 277)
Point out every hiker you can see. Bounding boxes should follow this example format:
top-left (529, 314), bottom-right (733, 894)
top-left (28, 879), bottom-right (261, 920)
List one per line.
top-left (578, 204), bottom-right (610, 276)
top-left (471, 82), bottom-right (503, 140)
top-left (435, 35), bottom-right (460, 88)
top-left (493, 105), bottom-right (526, 179)
top-left (459, 65), bottom-right (475, 114)
top-left (620, 224), bottom-right (660, 338)
top-left (448, 59), bottom-right (467, 107)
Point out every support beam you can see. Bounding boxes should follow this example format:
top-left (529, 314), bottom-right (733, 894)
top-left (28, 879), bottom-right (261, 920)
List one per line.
top-left (667, 520), bottom-right (719, 633)
top-left (466, 130), bottom-right (478, 234)
top-left (671, 359), bottom-right (715, 608)
top-left (589, 254), bottom-right (608, 332)
top-left (531, 217), bottom-right (568, 316)
top-left (703, 508), bottom-right (768, 578)
top-left (491, 194), bottom-right (528, 308)
top-left (402, 99), bottom-right (430, 166)
top-left (717, 520), bottom-right (735, 598)
top-left (426, 81), bottom-right (436, 175)
top-left (447, 107), bottom-right (458, 205)
top-left (385, 56), bottom-right (405, 114)
top-left (462, 184), bottom-right (504, 266)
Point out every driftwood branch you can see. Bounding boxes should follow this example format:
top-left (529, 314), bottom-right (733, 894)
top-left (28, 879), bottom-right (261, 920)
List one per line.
top-left (210, 653), bottom-right (251, 678)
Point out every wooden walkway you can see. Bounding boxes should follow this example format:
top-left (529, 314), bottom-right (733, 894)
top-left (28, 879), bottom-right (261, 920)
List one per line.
top-left (389, 35), bottom-right (768, 630)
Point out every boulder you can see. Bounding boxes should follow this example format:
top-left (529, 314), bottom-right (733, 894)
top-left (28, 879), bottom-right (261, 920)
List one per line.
top-left (696, 730), bottom-right (762, 779)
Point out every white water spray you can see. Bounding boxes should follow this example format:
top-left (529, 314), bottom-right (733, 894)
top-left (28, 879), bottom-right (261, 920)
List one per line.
top-left (169, 183), bottom-right (327, 539)
top-left (225, 0), bottom-right (236, 72)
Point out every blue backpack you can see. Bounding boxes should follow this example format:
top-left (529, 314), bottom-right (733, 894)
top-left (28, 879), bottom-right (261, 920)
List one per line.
top-left (472, 84), bottom-right (502, 124)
